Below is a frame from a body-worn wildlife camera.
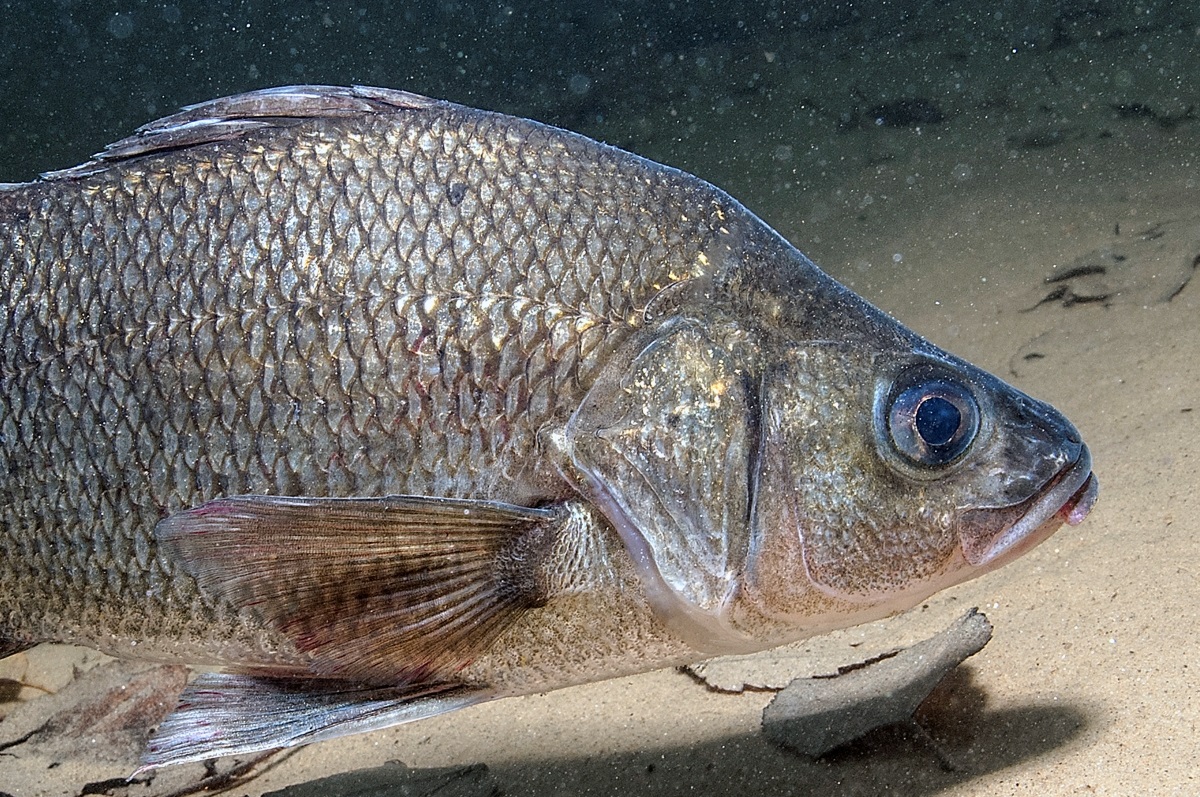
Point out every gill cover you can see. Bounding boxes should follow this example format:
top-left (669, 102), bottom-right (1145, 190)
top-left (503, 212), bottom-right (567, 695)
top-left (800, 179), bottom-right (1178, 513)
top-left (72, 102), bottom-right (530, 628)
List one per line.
top-left (564, 319), bottom-right (759, 652)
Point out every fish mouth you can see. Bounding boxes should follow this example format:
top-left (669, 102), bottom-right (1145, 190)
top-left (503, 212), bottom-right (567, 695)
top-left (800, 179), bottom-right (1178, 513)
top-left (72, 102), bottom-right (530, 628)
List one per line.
top-left (959, 445), bottom-right (1098, 567)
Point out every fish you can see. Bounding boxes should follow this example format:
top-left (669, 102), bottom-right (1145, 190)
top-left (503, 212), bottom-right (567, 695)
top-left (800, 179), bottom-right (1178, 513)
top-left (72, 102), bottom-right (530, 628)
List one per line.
top-left (0, 85), bottom-right (1098, 768)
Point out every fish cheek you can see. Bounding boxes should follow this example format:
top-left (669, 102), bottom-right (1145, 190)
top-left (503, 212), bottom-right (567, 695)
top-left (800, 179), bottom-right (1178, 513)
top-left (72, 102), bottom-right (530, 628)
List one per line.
top-left (743, 347), bottom-right (962, 627)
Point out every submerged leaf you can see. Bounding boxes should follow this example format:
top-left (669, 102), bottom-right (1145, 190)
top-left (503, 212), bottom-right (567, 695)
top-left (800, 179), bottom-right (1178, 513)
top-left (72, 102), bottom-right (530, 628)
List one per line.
top-left (761, 609), bottom-right (992, 757)
top-left (1023, 218), bottom-right (1200, 311)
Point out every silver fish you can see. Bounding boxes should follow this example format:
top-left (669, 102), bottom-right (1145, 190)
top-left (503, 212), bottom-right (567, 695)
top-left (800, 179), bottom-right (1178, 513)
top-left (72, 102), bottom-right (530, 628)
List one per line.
top-left (0, 86), bottom-right (1097, 767)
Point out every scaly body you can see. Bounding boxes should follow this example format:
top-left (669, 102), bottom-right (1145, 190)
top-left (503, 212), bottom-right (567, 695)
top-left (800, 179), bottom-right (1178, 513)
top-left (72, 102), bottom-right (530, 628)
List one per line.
top-left (0, 92), bottom-right (713, 662)
top-left (0, 87), bottom-right (1096, 766)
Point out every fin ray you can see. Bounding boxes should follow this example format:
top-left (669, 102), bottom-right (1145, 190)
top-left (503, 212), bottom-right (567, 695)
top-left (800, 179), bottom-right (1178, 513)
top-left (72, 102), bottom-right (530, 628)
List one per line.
top-left (156, 495), bottom-right (558, 684)
top-left (42, 85), bottom-right (438, 180)
top-left (140, 672), bottom-right (483, 771)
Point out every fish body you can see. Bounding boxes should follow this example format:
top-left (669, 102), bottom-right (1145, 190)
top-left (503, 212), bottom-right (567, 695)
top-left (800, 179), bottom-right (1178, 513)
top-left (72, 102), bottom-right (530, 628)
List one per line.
top-left (0, 86), bottom-right (1096, 766)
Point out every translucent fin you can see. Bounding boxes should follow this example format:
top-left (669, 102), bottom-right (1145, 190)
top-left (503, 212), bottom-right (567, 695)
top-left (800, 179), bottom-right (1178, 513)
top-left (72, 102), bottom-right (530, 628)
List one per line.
top-left (155, 495), bottom-right (560, 684)
top-left (42, 85), bottom-right (439, 179)
top-left (138, 672), bottom-right (482, 771)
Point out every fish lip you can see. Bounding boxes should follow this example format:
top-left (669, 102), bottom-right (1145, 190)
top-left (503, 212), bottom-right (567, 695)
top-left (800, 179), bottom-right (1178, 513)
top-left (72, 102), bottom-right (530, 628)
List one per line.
top-left (960, 444), bottom-right (1096, 567)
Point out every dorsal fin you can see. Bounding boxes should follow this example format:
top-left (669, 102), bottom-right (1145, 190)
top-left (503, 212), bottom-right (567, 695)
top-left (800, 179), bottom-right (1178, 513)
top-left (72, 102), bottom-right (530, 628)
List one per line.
top-left (41, 85), bottom-right (439, 180)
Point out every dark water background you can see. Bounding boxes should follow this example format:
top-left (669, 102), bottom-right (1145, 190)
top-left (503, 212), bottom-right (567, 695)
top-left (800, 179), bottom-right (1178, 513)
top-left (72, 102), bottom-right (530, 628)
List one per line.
top-left (0, 0), bottom-right (1196, 304)
top-left (8, 0), bottom-right (812, 180)
top-left (3, 1), bottom-right (1194, 208)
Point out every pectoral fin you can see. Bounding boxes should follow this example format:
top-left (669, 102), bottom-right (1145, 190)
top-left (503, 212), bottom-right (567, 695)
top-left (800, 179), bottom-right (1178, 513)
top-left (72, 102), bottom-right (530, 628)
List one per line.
top-left (140, 672), bottom-right (484, 771)
top-left (155, 495), bottom-right (559, 684)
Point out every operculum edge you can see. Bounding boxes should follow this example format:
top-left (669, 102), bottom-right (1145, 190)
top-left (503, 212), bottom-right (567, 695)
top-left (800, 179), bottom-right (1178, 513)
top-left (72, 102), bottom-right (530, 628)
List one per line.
top-left (552, 317), bottom-right (767, 655)
top-left (568, 461), bottom-right (764, 655)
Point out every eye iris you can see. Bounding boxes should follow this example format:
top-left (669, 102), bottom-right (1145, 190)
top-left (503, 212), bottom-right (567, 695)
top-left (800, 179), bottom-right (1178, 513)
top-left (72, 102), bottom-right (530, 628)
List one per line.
top-left (915, 396), bottom-right (960, 446)
top-left (885, 376), bottom-right (980, 468)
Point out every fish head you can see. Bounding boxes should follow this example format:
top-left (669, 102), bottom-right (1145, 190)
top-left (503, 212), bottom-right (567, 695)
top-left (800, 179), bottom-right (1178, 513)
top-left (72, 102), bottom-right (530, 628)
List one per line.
top-left (565, 228), bottom-right (1096, 653)
top-left (734, 237), bottom-right (1098, 643)
top-left (741, 338), bottom-right (1096, 638)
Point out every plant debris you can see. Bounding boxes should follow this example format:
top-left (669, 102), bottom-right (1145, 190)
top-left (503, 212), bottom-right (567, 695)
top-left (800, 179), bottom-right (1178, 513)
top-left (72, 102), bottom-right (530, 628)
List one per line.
top-left (761, 609), bottom-right (992, 758)
top-left (1023, 219), bottom-right (1199, 311)
top-left (0, 659), bottom-right (188, 765)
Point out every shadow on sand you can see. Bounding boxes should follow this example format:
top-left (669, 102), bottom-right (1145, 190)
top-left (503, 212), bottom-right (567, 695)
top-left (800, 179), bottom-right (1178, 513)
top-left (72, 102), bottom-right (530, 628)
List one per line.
top-left (268, 669), bottom-right (1090, 797)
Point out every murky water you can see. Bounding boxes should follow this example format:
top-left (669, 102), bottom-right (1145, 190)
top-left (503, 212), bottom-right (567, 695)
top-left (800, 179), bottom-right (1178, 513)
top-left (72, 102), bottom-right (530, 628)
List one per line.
top-left (0, 2), bottom-right (1195, 794)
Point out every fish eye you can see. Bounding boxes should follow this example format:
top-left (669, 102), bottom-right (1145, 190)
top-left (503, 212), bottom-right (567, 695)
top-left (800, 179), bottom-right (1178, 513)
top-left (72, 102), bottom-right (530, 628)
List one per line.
top-left (887, 378), bottom-right (980, 467)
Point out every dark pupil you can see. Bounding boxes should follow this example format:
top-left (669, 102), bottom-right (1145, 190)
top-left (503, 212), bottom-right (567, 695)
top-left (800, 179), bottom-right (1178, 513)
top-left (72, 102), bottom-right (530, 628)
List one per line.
top-left (915, 396), bottom-right (961, 447)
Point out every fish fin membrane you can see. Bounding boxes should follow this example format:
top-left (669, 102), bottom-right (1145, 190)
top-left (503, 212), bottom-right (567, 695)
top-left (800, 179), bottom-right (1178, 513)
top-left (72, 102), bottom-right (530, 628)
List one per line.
top-left (156, 495), bottom-right (560, 684)
top-left (139, 673), bottom-right (481, 771)
top-left (41, 85), bottom-right (438, 180)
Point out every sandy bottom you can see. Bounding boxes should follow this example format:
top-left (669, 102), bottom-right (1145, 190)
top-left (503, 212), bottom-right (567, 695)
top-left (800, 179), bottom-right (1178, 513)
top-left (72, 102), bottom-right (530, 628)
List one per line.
top-left (2, 7), bottom-right (1198, 797)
